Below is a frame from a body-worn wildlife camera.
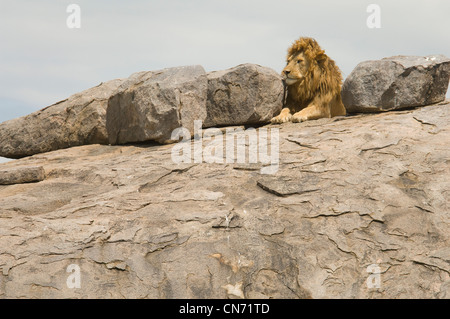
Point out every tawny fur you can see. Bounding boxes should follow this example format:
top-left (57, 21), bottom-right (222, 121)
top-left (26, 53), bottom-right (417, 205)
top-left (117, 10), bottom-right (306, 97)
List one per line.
top-left (271, 37), bottom-right (346, 123)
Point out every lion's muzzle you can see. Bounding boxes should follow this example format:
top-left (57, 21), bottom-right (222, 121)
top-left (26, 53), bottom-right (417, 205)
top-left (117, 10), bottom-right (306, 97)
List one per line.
top-left (282, 69), bottom-right (302, 85)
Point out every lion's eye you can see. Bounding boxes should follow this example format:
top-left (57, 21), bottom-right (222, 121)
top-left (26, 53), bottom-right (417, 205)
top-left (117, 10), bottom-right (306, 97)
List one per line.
top-left (297, 59), bottom-right (303, 64)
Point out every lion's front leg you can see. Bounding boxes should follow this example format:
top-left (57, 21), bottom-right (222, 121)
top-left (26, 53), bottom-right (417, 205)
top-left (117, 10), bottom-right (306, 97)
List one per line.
top-left (270, 107), bottom-right (292, 124)
top-left (292, 104), bottom-right (330, 122)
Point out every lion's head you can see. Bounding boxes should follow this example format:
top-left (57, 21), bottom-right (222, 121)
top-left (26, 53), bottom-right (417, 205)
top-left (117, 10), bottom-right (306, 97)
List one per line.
top-left (282, 37), bottom-right (343, 104)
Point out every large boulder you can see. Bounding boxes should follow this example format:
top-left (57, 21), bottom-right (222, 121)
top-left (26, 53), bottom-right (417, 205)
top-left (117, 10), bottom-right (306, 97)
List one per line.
top-left (342, 55), bottom-right (450, 112)
top-left (0, 79), bottom-right (124, 159)
top-left (106, 65), bottom-right (207, 144)
top-left (204, 64), bottom-right (284, 128)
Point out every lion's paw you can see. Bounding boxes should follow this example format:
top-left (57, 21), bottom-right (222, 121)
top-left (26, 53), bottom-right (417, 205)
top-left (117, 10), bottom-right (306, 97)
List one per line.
top-left (291, 112), bottom-right (308, 123)
top-left (270, 113), bottom-right (292, 124)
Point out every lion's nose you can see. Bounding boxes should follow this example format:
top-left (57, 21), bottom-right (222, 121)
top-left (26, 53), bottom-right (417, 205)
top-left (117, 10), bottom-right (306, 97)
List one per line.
top-left (283, 70), bottom-right (290, 76)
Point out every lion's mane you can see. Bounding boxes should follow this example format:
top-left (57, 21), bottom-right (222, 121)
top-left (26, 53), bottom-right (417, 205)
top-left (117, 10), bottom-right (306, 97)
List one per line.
top-left (286, 37), bottom-right (346, 117)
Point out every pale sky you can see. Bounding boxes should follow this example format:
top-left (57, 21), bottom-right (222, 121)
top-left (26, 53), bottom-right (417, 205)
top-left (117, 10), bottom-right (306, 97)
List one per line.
top-left (0, 0), bottom-right (449, 162)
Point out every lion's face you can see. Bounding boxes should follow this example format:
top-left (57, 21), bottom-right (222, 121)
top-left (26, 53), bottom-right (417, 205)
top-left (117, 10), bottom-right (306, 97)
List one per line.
top-left (282, 52), bottom-right (311, 86)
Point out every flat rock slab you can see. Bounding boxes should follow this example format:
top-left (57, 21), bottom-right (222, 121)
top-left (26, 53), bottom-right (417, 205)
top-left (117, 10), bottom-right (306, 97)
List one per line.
top-left (106, 65), bottom-right (207, 144)
top-left (342, 55), bottom-right (450, 112)
top-left (204, 63), bottom-right (284, 127)
top-left (0, 102), bottom-right (449, 298)
top-left (0, 79), bottom-right (124, 159)
top-left (0, 166), bottom-right (45, 185)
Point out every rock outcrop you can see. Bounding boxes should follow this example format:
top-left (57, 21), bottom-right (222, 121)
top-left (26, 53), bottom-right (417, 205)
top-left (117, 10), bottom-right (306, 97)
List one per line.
top-left (0, 101), bottom-right (448, 299)
top-left (106, 65), bottom-right (208, 144)
top-left (2, 56), bottom-right (447, 159)
top-left (0, 79), bottom-right (124, 159)
top-left (342, 55), bottom-right (450, 112)
top-left (0, 64), bottom-right (284, 158)
top-left (204, 64), bottom-right (284, 127)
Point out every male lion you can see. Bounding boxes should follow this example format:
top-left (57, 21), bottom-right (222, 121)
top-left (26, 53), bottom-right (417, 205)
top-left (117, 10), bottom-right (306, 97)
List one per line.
top-left (271, 37), bottom-right (346, 123)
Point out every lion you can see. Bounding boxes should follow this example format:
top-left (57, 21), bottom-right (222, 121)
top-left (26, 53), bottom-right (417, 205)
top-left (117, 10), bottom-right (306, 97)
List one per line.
top-left (271, 37), bottom-right (346, 123)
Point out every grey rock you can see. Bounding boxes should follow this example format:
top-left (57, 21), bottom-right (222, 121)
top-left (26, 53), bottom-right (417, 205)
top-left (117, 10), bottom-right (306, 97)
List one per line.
top-left (0, 166), bottom-right (44, 185)
top-left (0, 102), bottom-right (449, 298)
top-left (0, 64), bottom-right (284, 158)
top-left (0, 79), bottom-right (124, 159)
top-left (204, 64), bottom-right (284, 127)
top-left (342, 55), bottom-right (450, 112)
top-left (106, 65), bottom-right (207, 144)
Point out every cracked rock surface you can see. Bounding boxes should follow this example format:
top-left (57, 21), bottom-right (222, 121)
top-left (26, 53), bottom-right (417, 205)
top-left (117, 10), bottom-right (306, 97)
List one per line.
top-left (0, 102), bottom-right (449, 298)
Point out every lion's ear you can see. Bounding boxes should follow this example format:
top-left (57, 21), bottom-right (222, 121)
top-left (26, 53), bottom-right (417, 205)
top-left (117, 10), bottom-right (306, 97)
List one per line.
top-left (316, 50), bottom-right (327, 63)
